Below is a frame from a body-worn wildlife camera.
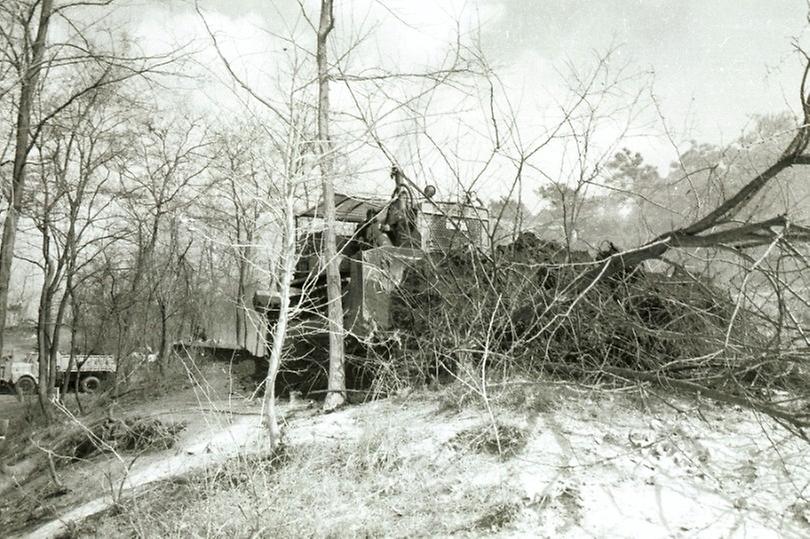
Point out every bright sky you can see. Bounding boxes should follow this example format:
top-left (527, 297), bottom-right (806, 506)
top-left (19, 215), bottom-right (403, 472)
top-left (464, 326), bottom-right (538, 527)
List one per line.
top-left (117, 0), bottom-right (810, 202)
top-left (483, 0), bottom-right (808, 148)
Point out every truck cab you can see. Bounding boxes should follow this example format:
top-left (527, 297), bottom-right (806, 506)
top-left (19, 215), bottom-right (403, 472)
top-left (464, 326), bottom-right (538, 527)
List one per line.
top-left (0, 352), bottom-right (116, 394)
top-left (0, 354), bottom-right (38, 394)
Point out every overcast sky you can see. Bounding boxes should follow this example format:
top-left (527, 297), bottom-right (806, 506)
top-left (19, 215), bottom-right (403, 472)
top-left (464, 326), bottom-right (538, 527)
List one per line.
top-left (116, 0), bottom-right (810, 199)
top-left (141, 1), bottom-right (809, 136)
top-left (487, 0), bottom-right (807, 139)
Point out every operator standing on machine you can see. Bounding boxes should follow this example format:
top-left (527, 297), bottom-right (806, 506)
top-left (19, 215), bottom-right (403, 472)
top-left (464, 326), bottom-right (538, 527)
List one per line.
top-left (384, 166), bottom-right (421, 248)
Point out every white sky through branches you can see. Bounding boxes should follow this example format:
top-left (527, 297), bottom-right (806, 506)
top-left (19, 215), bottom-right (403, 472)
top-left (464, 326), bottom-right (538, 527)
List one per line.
top-left (110, 0), bottom-right (810, 206)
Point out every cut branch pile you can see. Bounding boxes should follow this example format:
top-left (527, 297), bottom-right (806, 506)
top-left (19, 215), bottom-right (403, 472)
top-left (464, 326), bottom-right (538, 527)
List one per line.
top-left (386, 233), bottom-right (810, 437)
top-left (54, 416), bottom-right (186, 464)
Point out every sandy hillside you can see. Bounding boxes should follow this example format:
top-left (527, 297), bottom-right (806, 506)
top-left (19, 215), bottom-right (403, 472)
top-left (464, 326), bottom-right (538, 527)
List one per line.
top-left (2, 379), bottom-right (808, 539)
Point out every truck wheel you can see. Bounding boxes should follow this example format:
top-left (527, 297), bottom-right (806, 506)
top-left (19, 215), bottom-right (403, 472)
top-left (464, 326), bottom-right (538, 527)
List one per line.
top-left (15, 376), bottom-right (36, 396)
top-left (80, 376), bottom-right (101, 393)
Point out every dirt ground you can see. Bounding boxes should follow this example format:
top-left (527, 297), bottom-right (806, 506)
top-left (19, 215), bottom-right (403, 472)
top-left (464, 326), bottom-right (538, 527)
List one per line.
top-left (56, 387), bottom-right (810, 539)
top-left (0, 393), bottom-right (27, 423)
top-left (4, 373), bottom-right (810, 538)
top-left (0, 364), bottom-right (271, 538)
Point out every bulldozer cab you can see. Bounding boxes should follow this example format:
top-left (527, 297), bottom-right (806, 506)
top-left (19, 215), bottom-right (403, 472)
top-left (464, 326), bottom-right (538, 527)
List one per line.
top-left (291, 173), bottom-right (489, 338)
top-left (295, 193), bottom-right (489, 257)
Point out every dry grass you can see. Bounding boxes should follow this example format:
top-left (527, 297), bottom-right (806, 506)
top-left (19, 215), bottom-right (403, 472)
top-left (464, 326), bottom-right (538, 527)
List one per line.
top-left (449, 422), bottom-right (529, 458)
top-left (8, 379), bottom-right (810, 538)
top-left (78, 417), bottom-right (524, 538)
top-left (437, 377), bottom-right (562, 416)
top-left (0, 355), bottom-right (246, 537)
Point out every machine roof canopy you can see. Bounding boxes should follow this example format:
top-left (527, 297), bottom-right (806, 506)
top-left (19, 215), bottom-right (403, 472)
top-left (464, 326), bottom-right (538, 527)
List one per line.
top-left (298, 193), bottom-right (388, 224)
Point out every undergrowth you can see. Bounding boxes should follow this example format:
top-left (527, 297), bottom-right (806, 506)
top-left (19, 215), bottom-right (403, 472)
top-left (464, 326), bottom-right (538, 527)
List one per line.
top-left (79, 421), bottom-right (523, 538)
top-left (449, 422), bottom-right (529, 458)
top-left (55, 416), bottom-right (186, 465)
top-left (438, 377), bottom-right (561, 416)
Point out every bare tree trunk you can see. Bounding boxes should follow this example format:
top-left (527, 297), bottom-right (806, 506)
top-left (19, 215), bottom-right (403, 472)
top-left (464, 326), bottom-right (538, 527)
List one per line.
top-left (68, 293), bottom-right (84, 414)
top-left (236, 246), bottom-right (247, 348)
top-left (60, 288), bottom-right (77, 401)
top-left (240, 232), bottom-right (255, 348)
top-left (47, 286), bottom-right (70, 394)
top-left (261, 194), bottom-right (296, 446)
top-left (36, 256), bottom-right (55, 420)
top-left (51, 223), bottom-right (80, 400)
top-left (0, 0), bottom-right (54, 357)
top-left (158, 299), bottom-right (170, 375)
top-left (118, 215), bottom-right (160, 359)
top-left (317, 0), bottom-right (346, 412)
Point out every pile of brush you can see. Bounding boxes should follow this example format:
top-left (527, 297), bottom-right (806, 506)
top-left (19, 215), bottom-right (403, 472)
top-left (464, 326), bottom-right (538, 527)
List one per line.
top-left (389, 232), bottom-right (803, 398)
top-left (55, 415), bottom-right (185, 464)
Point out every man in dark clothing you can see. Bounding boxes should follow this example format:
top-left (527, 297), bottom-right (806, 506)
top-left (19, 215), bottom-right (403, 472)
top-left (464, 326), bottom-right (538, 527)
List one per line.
top-left (384, 188), bottom-right (422, 248)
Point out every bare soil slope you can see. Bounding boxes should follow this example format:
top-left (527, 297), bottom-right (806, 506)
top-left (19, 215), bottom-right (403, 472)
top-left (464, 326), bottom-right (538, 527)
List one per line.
top-left (3, 380), bottom-right (810, 538)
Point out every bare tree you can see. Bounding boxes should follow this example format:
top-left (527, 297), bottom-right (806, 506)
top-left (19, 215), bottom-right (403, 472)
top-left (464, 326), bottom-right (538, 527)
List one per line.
top-left (114, 114), bottom-right (214, 364)
top-left (152, 217), bottom-right (195, 375)
top-left (208, 124), bottom-right (269, 349)
top-left (317, 0), bottom-right (346, 411)
top-left (0, 0), bottom-right (54, 357)
top-left (20, 81), bottom-right (132, 414)
top-left (196, 2), bottom-right (314, 442)
top-left (0, 0), bottom-right (182, 359)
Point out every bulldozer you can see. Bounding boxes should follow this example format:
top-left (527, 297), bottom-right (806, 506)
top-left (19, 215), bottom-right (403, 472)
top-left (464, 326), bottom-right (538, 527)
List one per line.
top-left (253, 167), bottom-right (489, 395)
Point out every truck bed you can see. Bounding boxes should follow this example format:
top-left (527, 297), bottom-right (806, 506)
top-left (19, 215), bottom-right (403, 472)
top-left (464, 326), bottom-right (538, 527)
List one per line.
top-left (57, 354), bottom-right (116, 373)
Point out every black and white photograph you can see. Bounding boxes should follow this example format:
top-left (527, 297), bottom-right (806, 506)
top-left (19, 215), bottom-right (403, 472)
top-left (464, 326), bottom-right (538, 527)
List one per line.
top-left (2, 1), bottom-right (810, 537)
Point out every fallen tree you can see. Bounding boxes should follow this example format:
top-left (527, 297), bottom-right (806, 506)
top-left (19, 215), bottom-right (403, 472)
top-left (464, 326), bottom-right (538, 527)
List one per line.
top-left (579, 58), bottom-right (810, 286)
